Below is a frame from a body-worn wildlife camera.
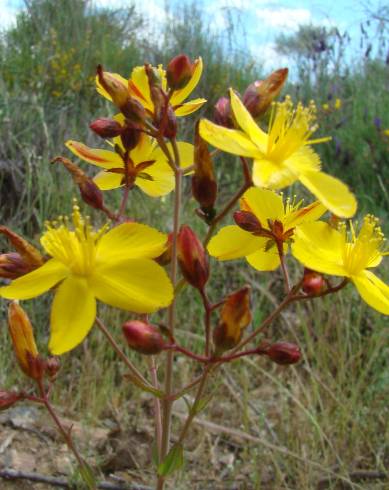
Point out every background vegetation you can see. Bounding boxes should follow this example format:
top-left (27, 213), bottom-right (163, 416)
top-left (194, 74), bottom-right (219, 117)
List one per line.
top-left (0, 1), bottom-right (388, 488)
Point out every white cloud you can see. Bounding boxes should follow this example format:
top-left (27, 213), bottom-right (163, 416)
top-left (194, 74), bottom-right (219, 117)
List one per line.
top-left (255, 7), bottom-right (312, 31)
top-left (0, 0), bottom-right (20, 29)
top-left (250, 41), bottom-right (290, 71)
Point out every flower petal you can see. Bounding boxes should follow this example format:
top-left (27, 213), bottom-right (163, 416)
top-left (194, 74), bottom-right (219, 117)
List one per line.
top-left (230, 89), bottom-right (267, 147)
top-left (0, 259), bottom-right (68, 300)
top-left (199, 119), bottom-right (260, 158)
top-left (352, 270), bottom-right (389, 315)
top-left (49, 276), bottom-right (96, 354)
top-left (136, 160), bottom-right (174, 197)
top-left (171, 57), bottom-right (203, 106)
top-left (151, 141), bottom-right (194, 171)
top-left (240, 187), bottom-right (284, 224)
top-left (91, 259), bottom-right (173, 313)
top-left (174, 98), bottom-right (207, 117)
top-left (129, 66), bottom-right (154, 111)
top-left (299, 171), bottom-right (357, 218)
top-left (252, 158), bottom-right (298, 189)
top-left (130, 133), bottom-right (154, 164)
top-left (96, 222), bottom-right (168, 264)
top-left (291, 222), bottom-right (347, 276)
top-left (285, 201), bottom-right (327, 228)
top-left (246, 247), bottom-right (281, 271)
top-left (66, 141), bottom-right (122, 169)
top-left (208, 225), bottom-right (266, 260)
top-left (93, 171), bottom-right (123, 190)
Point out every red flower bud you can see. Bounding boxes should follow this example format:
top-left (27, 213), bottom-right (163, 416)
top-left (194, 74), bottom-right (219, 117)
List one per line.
top-left (177, 225), bottom-right (209, 290)
top-left (122, 320), bottom-right (166, 355)
top-left (243, 68), bottom-right (288, 118)
top-left (0, 227), bottom-right (44, 272)
top-left (46, 357), bottom-right (61, 381)
top-left (166, 54), bottom-right (194, 90)
top-left (51, 157), bottom-right (104, 211)
top-left (120, 124), bottom-right (142, 151)
top-left (192, 122), bottom-right (217, 212)
top-left (120, 98), bottom-right (147, 124)
top-left (266, 342), bottom-right (301, 365)
top-left (233, 210), bottom-right (262, 234)
top-left (0, 391), bottom-right (23, 411)
top-left (302, 269), bottom-right (326, 296)
top-left (0, 252), bottom-right (33, 279)
top-left (90, 118), bottom-right (123, 139)
top-left (214, 97), bottom-right (233, 128)
top-left (162, 106), bottom-right (177, 139)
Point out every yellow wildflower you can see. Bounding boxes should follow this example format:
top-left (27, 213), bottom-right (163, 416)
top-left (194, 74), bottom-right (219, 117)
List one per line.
top-left (199, 90), bottom-right (357, 218)
top-left (96, 58), bottom-right (206, 117)
top-left (292, 216), bottom-right (389, 314)
top-left (0, 206), bottom-right (174, 354)
top-left (66, 133), bottom-right (194, 197)
top-left (208, 187), bottom-right (326, 271)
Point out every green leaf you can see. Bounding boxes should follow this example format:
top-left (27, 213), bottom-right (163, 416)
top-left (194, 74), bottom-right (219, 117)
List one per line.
top-left (191, 394), bottom-right (213, 415)
top-left (158, 444), bottom-right (184, 476)
top-left (79, 461), bottom-right (96, 490)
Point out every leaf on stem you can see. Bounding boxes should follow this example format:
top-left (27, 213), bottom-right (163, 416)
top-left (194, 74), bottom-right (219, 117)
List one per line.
top-left (158, 444), bottom-right (184, 476)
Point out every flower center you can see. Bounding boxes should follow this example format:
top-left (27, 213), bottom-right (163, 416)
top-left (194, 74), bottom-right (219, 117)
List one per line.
top-left (41, 205), bottom-right (106, 276)
top-left (342, 215), bottom-right (385, 275)
top-left (266, 97), bottom-right (317, 162)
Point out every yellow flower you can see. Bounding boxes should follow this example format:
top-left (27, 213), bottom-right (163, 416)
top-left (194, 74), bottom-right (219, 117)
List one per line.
top-left (292, 216), bottom-right (389, 314)
top-left (199, 90), bottom-right (357, 218)
top-left (96, 58), bottom-right (206, 117)
top-left (322, 102), bottom-right (330, 111)
top-left (66, 133), bottom-right (194, 197)
top-left (334, 98), bottom-right (342, 110)
top-left (383, 129), bottom-right (389, 137)
top-left (0, 206), bottom-right (174, 354)
top-left (208, 187), bottom-right (326, 271)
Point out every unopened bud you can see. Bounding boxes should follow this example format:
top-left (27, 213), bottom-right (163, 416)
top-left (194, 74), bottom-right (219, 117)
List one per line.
top-left (145, 64), bottom-right (164, 117)
top-left (0, 227), bottom-right (44, 270)
top-left (213, 286), bottom-right (252, 352)
top-left (177, 225), bottom-right (209, 290)
top-left (233, 211), bottom-right (262, 233)
top-left (46, 357), bottom-right (61, 381)
top-left (121, 124), bottom-right (142, 151)
top-left (166, 54), bottom-right (194, 90)
top-left (302, 269), bottom-right (326, 296)
top-left (97, 65), bottom-right (129, 109)
top-left (8, 302), bottom-right (43, 379)
top-left (162, 106), bottom-right (177, 139)
top-left (122, 320), bottom-right (166, 355)
top-left (266, 342), bottom-right (301, 365)
top-left (0, 391), bottom-right (23, 411)
top-left (0, 252), bottom-right (33, 279)
top-left (214, 97), bottom-right (233, 128)
top-left (51, 157), bottom-right (104, 211)
top-left (192, 122), bottom-right (217, 213)
top-left (155, 232), bottom-right (173, 266)
top-left (243, 68), bottom-right (288, 118)
top-left (120, 98), bottom-right (147, 124)
top-left (90, 118), bottom-right (123, 139)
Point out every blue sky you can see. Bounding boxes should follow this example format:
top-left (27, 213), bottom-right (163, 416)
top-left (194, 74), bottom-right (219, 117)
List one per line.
top-left (1, 0), bottom-right (386, 69)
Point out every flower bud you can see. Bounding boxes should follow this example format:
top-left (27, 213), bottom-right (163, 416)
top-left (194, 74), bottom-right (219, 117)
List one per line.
top-left (266, 342), bottom-right (301, 365)
top-left (97, 65), bottom-right (129, 109)
top-left (192, 123), bottom-right (217, 213)
top-left (8, 302), bottom-right (43, 379)
top-left (155, 232), bottom-right (173, 266)
top-left (161, 106), bottom-right (177, 139)
top-left (233, 211), bottom-right (262, 234)
top-left (243, 68), bottom-right (288, 118)
top-left (0, 252), bottom-right (33, 279)
top-left (120, 124), bottom-right (142, 151)
top-left (145, 64), bottom-right (164, 117)
top-left (0, 391), bottom-right (23, 411)
top-left (214, 97), bottom-right (233, 128)
top-left (302, 269), bottom-right (326, 296)
top-left (51, 157), bottom-right (104, 211)
top-left (177, 225), bottom-right (209, 290)
top-left (46, 357), bottom-right (61, 381)
top-left (166, 54), bottom-right (194, 90)
top-left (213, 287), bottom-right (252, 352)
top-left (122, 320), bottom-right (166, 355)
top-left (120, 97), bottom-right (147, 124)
top-left (0, 227), bottom-right (44, 271)
top-left (90, 118), bottom-right (123, 139)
